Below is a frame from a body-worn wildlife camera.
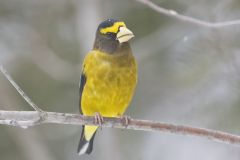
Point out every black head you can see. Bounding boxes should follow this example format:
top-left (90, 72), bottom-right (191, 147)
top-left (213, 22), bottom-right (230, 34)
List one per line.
top-left (97, 19), bottom-right (119, 32)
top-left (93, 19), bottom-right (134, 54)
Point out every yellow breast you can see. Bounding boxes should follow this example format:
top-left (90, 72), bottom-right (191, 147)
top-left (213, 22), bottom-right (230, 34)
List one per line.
top-left (81, 50), bottom-right (137, 117)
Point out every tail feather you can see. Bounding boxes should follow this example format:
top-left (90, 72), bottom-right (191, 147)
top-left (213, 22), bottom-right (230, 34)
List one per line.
top-left (77, 126), bottom-right (97, 155)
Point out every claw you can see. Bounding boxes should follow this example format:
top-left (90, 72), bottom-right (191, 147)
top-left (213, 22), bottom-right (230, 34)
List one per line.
top-left (120, 115), bottom-right (131, 127)
top-left (94, 112), bottom-right (104, 129)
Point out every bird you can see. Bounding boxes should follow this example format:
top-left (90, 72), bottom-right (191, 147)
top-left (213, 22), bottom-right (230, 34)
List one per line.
top-left (77, 19), bottom-right (137, 155)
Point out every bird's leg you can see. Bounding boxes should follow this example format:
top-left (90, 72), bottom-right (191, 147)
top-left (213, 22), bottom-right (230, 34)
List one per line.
top-left (94, 112), bottom-right (104, 129)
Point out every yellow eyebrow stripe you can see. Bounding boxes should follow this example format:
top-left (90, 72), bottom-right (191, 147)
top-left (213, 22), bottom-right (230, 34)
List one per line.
top-left (100, 22), bottom-right (126, 34)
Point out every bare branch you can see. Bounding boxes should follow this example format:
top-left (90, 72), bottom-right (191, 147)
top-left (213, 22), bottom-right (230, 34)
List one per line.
top-left (136, 0), bottom-right (240, 28)
top-left (0, 65), bottom-right (43, 112)
top-left (0, 110), bottom-right (240, 146)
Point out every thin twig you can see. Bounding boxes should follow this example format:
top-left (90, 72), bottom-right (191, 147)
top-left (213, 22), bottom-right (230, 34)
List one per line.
top-left (0, 65), bottom-right (43, 112)
top-left (0, 110), bottom-right (240, 146)
top-left (136, 0), bottom-right (240, 28)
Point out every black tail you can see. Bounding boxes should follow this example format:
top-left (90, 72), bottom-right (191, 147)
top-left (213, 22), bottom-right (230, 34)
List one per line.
top-left (77, 126), bottom-right (96, 155)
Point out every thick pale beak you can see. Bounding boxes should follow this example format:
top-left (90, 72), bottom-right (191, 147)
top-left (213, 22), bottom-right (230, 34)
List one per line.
top-left (116, 26), bottom-right (134, 43)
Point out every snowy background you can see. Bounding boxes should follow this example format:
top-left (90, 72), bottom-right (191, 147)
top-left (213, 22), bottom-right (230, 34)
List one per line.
top-left (0, 0), bottom-right (240, 159)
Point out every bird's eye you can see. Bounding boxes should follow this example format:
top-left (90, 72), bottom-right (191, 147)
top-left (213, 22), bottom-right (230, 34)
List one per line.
top-left (106, 32), bottom-right (112, 35)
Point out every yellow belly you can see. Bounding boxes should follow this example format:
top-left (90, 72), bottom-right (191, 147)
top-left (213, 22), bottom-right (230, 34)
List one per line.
top-left (81, 50), bottom-right (137, 117)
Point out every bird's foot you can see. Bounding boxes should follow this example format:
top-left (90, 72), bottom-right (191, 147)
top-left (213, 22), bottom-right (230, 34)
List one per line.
top-left (120, 115), bottom-right (131, 127)
top-left (94, 112), bottom-right (104, 129)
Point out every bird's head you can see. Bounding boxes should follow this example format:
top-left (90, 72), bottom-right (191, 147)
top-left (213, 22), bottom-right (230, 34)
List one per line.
top-left (93, 19), bottom-right (134, 54)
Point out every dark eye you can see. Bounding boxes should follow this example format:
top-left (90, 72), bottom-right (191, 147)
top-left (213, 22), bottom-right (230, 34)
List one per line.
top-left (106, 32), bottom-right (112, 36)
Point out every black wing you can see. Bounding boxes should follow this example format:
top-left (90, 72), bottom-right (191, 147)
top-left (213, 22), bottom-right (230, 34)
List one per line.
top-left (79, 73), bottom-right (86, 114)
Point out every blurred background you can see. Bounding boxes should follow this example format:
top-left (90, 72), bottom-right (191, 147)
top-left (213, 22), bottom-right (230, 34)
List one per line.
top-left (0, 0), bottom-right (240, 159)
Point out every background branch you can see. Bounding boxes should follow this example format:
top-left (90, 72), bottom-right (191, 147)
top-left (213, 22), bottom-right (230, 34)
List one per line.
top-left (0, 110), bottom-right (240, 146)
top-left (0, 65), bottom-right (43, 112)
top-left (136, 0), bottom-right (240, 28)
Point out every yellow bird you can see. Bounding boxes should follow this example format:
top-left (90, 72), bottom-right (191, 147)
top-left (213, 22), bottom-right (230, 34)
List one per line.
top-left (77, 19), bottom-right (137, 155)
